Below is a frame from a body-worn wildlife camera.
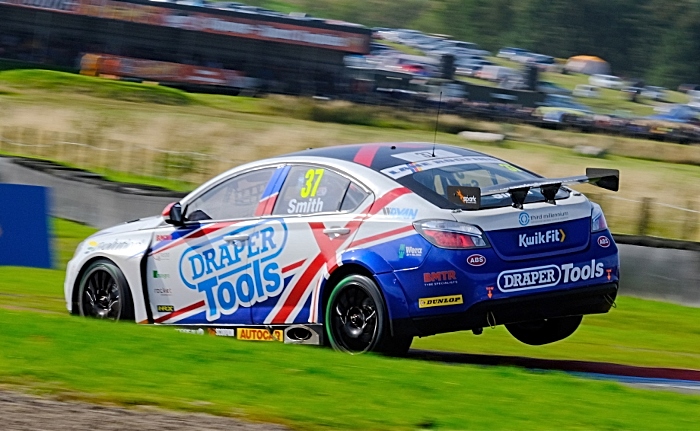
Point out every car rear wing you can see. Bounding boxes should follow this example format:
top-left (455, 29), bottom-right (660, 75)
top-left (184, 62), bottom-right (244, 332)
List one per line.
top-left (447, 168), bottom-right (619, 210)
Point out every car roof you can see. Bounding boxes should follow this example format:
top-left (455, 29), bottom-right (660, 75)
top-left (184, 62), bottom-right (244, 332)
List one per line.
top-left (282, 142), bottom-right (491, 172)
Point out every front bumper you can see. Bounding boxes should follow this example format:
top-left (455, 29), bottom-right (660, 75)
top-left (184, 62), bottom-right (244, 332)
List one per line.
top-left (393, 282), bottom-right (618, 337)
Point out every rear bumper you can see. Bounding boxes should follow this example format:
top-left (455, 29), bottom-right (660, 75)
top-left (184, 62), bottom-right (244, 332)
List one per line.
top-left (393, 282), bottom-right (618, 337)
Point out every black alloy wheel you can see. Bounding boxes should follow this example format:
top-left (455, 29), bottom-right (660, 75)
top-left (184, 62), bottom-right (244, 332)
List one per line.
top-left (326, 274), bottom-right (411, 355)
top-left (77, 260), bottom-right (134, 321)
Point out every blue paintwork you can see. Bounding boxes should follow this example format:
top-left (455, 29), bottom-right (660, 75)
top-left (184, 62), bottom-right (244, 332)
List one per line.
top-left (387, 229), bottom-right (618, 318)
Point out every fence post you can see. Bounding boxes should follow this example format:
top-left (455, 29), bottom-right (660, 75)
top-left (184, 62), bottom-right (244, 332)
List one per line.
top-left (682, 200), bottom-right (698, 241)
top-left (638, 197), bottom-right (652, 236)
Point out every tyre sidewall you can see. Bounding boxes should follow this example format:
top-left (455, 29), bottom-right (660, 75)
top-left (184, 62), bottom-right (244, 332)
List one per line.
top-left (505, 315), bottom-right (583, 346)
top-left (325, 274), bottom-right (389, 354)
top-left (78, 259), bottom-right (134, 321)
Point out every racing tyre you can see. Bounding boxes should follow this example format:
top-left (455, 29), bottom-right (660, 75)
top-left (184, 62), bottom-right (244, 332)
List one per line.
top-left (77, 260), bottom-right (134, 321)
top-left (326, 275), bottom-right (412, 355)
top-left (505, 315), bottom-right (582, 346)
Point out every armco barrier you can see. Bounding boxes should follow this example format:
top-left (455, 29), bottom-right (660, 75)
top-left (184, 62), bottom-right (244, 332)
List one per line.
top-left (0, 157), bottom-right (184, 229)
top-left (1, 156), bottom-right (698, 306)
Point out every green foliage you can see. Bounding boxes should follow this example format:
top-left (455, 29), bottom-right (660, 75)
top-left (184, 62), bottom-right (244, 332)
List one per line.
top-left (258, 0), bottom-right (700, 87)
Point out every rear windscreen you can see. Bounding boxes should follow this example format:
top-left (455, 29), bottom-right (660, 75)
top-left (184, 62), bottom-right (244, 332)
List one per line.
top-left (394, 162), bottom-right (570, 209)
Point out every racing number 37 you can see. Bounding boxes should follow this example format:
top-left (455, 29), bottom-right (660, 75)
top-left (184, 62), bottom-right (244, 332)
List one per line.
top-left (301, 169), bottom-right (325, 198)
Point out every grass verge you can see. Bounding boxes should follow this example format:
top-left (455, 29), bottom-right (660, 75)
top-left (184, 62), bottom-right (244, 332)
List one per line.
top-left (0, 70), bottom-right (193, 105)
top-left (1, 308), bottom-right (699, 430)
top-left (1, 219), bottom-right (699, 428)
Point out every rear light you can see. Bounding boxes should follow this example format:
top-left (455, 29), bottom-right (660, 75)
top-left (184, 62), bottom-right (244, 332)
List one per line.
top-left (591, 203), bottom-right (608, 233)
top-left (413, 220), bottom-right (490, 249)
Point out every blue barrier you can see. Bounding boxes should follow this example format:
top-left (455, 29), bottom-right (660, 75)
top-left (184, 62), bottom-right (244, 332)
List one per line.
top-left (0, 184), bottom-right (52, 268)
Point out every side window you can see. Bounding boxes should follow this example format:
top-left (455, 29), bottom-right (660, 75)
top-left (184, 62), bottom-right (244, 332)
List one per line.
top-left (186, 168), bottom-right (275, 221)
top-left (273, 166), bottom-right (351, 215)
top-left (340, 182), bottom-right (370, 211)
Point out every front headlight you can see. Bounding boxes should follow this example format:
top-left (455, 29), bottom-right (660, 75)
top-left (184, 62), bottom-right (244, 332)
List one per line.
top-left (591, 203), bottom-right (608, 233)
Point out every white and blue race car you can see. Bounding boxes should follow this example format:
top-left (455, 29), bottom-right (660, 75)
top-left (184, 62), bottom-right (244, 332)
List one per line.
top-left (64, 142), bottom-right (620, 354)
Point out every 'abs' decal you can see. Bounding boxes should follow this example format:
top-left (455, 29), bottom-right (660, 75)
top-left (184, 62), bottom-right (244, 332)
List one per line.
top-left (179, 219), bottom-right (288, 321)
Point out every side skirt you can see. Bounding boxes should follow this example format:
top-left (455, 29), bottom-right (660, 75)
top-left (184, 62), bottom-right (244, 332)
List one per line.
top-left (167, 324), bottom-right (324, 345)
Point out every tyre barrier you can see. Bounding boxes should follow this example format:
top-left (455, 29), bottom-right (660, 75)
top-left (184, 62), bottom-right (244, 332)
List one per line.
top-left (1, 156), bottom-right (698, 306)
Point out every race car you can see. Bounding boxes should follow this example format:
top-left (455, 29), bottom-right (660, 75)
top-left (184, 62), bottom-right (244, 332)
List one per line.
top-left (64, 142), bottom-right (620, 354)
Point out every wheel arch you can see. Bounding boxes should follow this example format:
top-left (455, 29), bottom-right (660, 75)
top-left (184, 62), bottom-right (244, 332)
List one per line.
top-left (321, 253), bottom-right (411, 337)
top-left (71, 256), bottom-right (142, 322)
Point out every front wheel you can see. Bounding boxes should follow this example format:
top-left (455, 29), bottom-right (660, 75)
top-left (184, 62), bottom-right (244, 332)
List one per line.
top-left (505, 315), bottom-right (583, 346)
top-left (325, 275), bottom-right (411, 355)
top-left (77, 259), bottom-right (134, 321)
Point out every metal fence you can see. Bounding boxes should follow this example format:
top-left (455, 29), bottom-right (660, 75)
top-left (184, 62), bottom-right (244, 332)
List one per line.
top-left (1, 125), bottom-right (698, 242)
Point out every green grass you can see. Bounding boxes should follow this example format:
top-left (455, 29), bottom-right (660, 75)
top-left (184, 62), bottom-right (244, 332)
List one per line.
top-left (2, 308), bottom-right (699, 430)
top-left (0, 70), bottom-right (193, 105)
top-left (1, 219), bottom-right (700, 428)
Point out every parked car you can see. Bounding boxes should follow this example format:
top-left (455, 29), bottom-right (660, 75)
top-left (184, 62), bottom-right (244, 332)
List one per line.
top-left (573, 84), bottom-right (601, 98)
top-left (678, 83), bottom-right (700, 93)
top-left (497, 47), bottom-right (530, 60)
top-left (641, 86), bottom-right (667, 102)
top-left (477, 65), bottom-right (520, 82)
top-left (64, 143), bottom-right (620, 354)
top-left (540, 94), bottom-right (594, 113)
top-left (589, 74), bottom-right (623, 90)
top-left (537, 81), bottom-right (572, 95)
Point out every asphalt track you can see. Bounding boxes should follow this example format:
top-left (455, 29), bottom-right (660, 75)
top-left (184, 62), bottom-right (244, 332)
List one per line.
top-left (408, 349), bottom-right (700, 394)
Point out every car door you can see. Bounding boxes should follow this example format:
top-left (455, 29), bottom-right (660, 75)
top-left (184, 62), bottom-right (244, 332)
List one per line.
top-left (147, 166), bottom-right (279, 325)
top-left (251, 164), bottom-right (372, 325)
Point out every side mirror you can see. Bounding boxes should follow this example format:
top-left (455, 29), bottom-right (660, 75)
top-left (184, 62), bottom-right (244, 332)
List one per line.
top-left (162, 202), bottom-right (184, 226)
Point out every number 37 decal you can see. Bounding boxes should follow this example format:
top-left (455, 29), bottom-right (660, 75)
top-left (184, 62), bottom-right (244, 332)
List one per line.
top-left (300, 168), bottom-right (325, 198)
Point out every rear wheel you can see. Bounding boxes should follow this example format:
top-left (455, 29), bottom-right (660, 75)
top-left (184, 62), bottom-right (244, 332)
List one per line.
top-left (77, 260), bottom-right (134, 321)
top-left (505, 315), bottom-right (582, 346)
top-left (325, 275), bottom-right (412, 355)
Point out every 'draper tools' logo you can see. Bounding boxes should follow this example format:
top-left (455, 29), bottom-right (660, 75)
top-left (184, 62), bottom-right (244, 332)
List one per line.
top-left (179, 219), bottom-right (288, 321)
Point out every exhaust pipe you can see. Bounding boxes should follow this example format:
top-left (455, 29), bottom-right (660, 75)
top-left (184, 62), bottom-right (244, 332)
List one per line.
top-left (284, 325), bottom-right (323, 345)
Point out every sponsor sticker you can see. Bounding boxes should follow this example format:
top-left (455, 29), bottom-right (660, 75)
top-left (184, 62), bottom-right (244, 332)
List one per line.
top-left (209, 328), bottom-right (236, 337)
top-left (155, 234), bottom-right (172, 242)
top-left (152, 270), bottom-right (170, 279)
top-left (157, 305), bottom-right (175, 313)
top-left (497, 260), bottom-right (605, 292)
top-left (518, 229), bottom-right (566, 248)
top-left (178, 219), bottom-right (288, 321)
top-left (153, 252), bottom-right (170, 261)
top-left (398, 244), bottom-right (423, 258)
top-left (597, 236), bottom-right (611, 248)
top-left (382, 207), bottom-right (418, 219)
top-left (423, 270), bottom-right (458, 286)
top-left (391, 149), bottom-right (460, 162)
top-left (447, 186), bottom-right (481, 210)
top-left (467, 254), bottom-right (486, 266)
top-left (518, 212), bottom-right (531, 226)
top-left (176, 328), bottom-right (204, 335)
top-left (153, 286), bottom-right (172, 296)
top-left (381, 155), bottom-right (501, 179)
top-left (419, 294), bottom-right (464, 308)
top-left (237, 328), bottom-right (284, 342)
top-left (85, 239), bottom-right (133, 253)
top-left (519, 211), bottom-right (570, 227)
